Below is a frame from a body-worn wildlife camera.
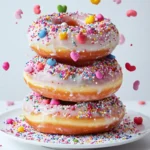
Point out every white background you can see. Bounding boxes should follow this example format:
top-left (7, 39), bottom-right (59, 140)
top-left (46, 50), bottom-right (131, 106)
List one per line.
top-left (0, 0), bottom-right (150, 101)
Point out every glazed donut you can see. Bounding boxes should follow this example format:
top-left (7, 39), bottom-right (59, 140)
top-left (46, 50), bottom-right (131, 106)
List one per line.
top-left (27, 12), bottom-right (119, 63)
top-left (23, 93), bottom-right (125, 135)
top-left (23, 56), bottom-right (123, 102)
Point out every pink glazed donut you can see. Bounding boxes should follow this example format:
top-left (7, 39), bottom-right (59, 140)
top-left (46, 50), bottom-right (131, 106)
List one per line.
top-left (24, 55), bottom-right (123, 102)
top-left (27, 12), bottom-right (119, 63)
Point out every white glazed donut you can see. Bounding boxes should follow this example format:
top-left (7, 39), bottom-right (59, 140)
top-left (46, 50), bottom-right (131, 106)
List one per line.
top-left (23, 93), bottom-right (125, 135)
top-left (27, 12), bottom-right (119, 63)
top-left (24, 55), bottom-right (123, 102)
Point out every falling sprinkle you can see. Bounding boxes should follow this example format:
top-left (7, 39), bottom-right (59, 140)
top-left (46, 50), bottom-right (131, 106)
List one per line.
top-left (126, 10), bottom-right (137, 17)
top-left (113, 0), bottom-right (122, 4)
top-left (119, 34), bottom-right (125, 45)
top-left (133, 80), bottom-right (140, 91)
top-left (15, 9), bottom-right (23, 19)
top-left (6, 101), bottom-right (15, 106)
top-left (138, 101), bottom-right (146, 105)
top-left (125, 63), bottom-right (136, 72)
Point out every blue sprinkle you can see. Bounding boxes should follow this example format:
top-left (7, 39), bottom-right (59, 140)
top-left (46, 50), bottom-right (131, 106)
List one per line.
top-left (38, 29), bottom-right (47, 38)
top-left (107, 54), bottom-right (116, 59)
top-left (47, 58), bottom-right (57, 66)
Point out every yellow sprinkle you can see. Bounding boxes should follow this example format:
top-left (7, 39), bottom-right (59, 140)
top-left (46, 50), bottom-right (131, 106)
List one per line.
top-left (59, 32), bottom-right (68, 40)
top-left (90, 0), bottom-right (101, 5)
top-left (17, 126), bottom-right (25, 132)
top-left (46, 16), bottom-right (50, 20)
top-left (85, 15), bottom-right (95, 24)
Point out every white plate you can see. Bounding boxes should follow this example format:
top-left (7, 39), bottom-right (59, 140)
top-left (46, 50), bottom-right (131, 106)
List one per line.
top-left (0, 108), bottom-right (150, 150)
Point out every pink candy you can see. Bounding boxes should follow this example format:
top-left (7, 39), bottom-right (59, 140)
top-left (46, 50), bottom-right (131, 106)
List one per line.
top-left (24, 66), bottom-right (33, 73)
top-left (70, 51), bottom-right (80, 62)
top-left (96, 14), bottom-right (104, 22)
top-left (6, 118), bottom-right (14, 124)
top-left (133, 80), bottom-right (140, 91)
top-left (119, 34), bottom-right (125, 45)
top-left (76, 32), bottom-right (87, 44)
top-left (15, 9), bottom-right (23, 19)
top-left (95, 71), bottom-right (103, 79)
top-left (6, 101), bottom-right (14, 106)
top-left (50, 99), bottom-right (60, 105)
top-left (126, 10), bottom-right (137, 17)
top-left (113, 0), bottom-right (121, 4)
top-left (34, 5), bottom-right (41, 15)
top-left (33, 92), bottom-right (41, 97)
top-left (42, 99), bottom-right (50, 105)
top-left (138, 101), bottom-right (146, 105)
top-left (2, 62), bottom-right (10, 71)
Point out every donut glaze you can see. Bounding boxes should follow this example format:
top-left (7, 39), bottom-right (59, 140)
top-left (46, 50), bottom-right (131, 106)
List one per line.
top-left (24, 56), bottom-right (123, 102)
top-left (27, 12), bottom-right (119, 63)
top-left (23, 93), bottom-right (125, 135)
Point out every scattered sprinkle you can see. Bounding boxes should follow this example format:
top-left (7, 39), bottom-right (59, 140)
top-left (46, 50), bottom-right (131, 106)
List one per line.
top-left (70, 51), bottom-right (80, 62)
top-left (90, 0), bottom-right (101, 5)
top-left (119, 34), bottom-right (125, 45)
top-left (6, 101), bottom-right (15, 106)
top-left (50, 99), bottom-right (60, 105)
top-left (125, 63), bottom-right (136, 72)
top-left (76, 32), bottom-right (87, 44)
top-left (133, 80), bottom-right (140, 91)
top-left (38, 29), bottom-right (47, 38)
top-left (17, 126), bottom-right (25, 133)
top-left (15, 9), bottom-right (23, 19)
top-left (33, 5), bottom-right (41, 15)
top-left (126, 10), bottom-right (137, 17)
top-left (113, 0), bottom-right (122, 4)
top-left (47, 58), bottom-right (57, 66)
top-left (138, 101), bottom-right (146, 105)
top-left (24, 66), bottom-right (33, 73)
top-left (95, 70), bottom-right (103, 79)
top-left (85, 15), bottom-right (95, 24)
top-left (134, 117), bottom-right (143, 125)
top-left (59, 32), bottom-right (68, 40)
top-left (2, 62), bottom-right (10, 71)
top-left (96, 14), bottom-right (104, 22)
top-left (57, 5), bottom-right (67, 13)
top-left (6, 118), bottom-right (14, 124)
top-left (107, 54), bottom-right (116, 59)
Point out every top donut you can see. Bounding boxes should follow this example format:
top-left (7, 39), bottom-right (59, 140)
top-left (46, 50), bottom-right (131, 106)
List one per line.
top-left (27, 12), bottom-right (119, 63)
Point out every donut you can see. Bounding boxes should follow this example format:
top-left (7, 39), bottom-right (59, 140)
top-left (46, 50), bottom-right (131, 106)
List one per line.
top-left (27, 12), bottom-right (119, 63)
top-left (23, 93), bottom-right (125, 135)
top-left (23, 55), bottom-right (123, 102)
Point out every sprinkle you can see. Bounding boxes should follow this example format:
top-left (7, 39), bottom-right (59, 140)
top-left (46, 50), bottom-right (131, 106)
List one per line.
top-left (47, 58), bottom-right (57, 66)
top-left (6, 118), bottom-right (14, 124)
top-left (61, 22), bottom-right (68, 28)
top-left (15, 9), bottom-right (23, 19)
top-left (96, 14), bottom-right (104, 22)
top-left (85, 15), bottom-right (95, 24)
top-left (113, 0), bottom-right (122, 4)
top-left (134, 117), bottom-right (143, 125)
top-left (57, 5), bottom-right (67, 13)
top-left (119, 34), bottom-right (125, 45)
top-left (33, 5), bottom-right (41, 15)
top-left (138, 101), bottom-right (146, 105)
top-left (133, 80), bottom-right (140, 91)
top-left (107, 54), bottom-right (115, 59)
top-left (6, 101), bottom-right (14, 106)
top-left (38, 29), bottom-right (47, 38)
top-left (37, 63), bottom-right (45, 71)
top-left (59, 32), bottom-right (68, 40)
top-left (125, 63), bottom-right (136, 72)
top-left (90, 0), bottom-right (101, 5)
top-left (76, 32), bottom-right (87, 44)
top-left (70, 51), bottom-right (80, 62)
top-left (50, 99), bottom-right (60, 105)
top-left (17, 126), bottom-right (25, 133)
top-left (24, 66), bottom-right (33, 73)
top-left (2, 62), bottom-right (10, 71)
top-left (42, 99), bottom-right (50, 105)
top-left (126, 10), bottom-right (137, 17)
top-left (95, 71), bottom-right (103, 79)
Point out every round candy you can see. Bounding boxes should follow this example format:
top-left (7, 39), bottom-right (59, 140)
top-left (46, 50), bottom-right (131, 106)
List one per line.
top-left (47, 58), bottom-right (57, 66)
top-left (38, 29), bottom-right (47, 38)
top-left (17, 126), bottom-right (25, 132)
top-left (50, 99), bottom-right (60, 105)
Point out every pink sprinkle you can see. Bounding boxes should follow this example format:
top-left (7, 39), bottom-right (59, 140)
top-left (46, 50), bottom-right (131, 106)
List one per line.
top-left (138, 101), bottom-right (146, 105)
top-left (34, 5), bottom-right (41, 15)
top-left (133, 80), bottom-right (140, 91)
top-left (2, 62), bottom-right (10, 71)
top-left (33, 92), bottom-right (41, 97)
top-left (50, 99), bottom-right (60, 105)
top-left (95, 71), bottom-right (103, 79)
top-left (76, 32), bottom-right (87, 44)
top-left (126, 10), bottom-right (137, 17)
top-left (6, 101), bottom-right (14, 106)
top-left (15, 9), bottom-right (23, 19)
top-left (96, 14), bottom-right (104, 22)
top-left (24, 66), bottom-right (33, 73)
top-left (119, 34), bottom-right (125, 45)
top-left (42, 99), bottom-right (50, 105)
top-left (113, 0), bottom-right (122, 4)
top-left (6, 118), bottom-right (14, 124)
top-left (70, 51), bottom-right (80, 62)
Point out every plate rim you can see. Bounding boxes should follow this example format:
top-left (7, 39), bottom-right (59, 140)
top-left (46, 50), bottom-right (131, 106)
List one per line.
top-left (0, 107), bottom-right (150, 149)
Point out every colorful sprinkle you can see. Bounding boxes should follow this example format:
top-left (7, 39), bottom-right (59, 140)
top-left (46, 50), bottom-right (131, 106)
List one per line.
top-left (17, 126), bottom-right (25, 132)
top-left (37, 63), bottom-right (45, 71)
top-left (138, 101), bottom-right (146, 105)
top-left (2, 62), bottom-right (10, 71)
top-left (96, 14), bottom-right (104, 22)
top-left (24, 66), bottom-right (33, 73)
top-left (76, 32), bottom-right (87, 44)
top-left (126, 10), bottom-right (137, 17)
top-left (57, 5), bottom-right (67, 13)
top-left (38, 29), bottom-right (47, 38)
top-left (85, 15), bottom-right (95, 24)
top-left (70, 51), bottom-right (80, 62)
top-left (113, 0), bottom-right (122, 4)
top-left (6, 101), bottom-right (15, 106)
top-left (50, 99), bottom-right (60, 105)
top-left (90, 0), bottom-right (101, 5)
top-left (125, 63), bottom-right (136, 72)
top-left (107, 54), bottom-right (116, 59)
top-left (47, 58), bottom-right (57, 66)
top-left (15, 9), bottom-right (23, 19)
top-left (42, 99), bottom-right (50, 105)
top-left (133, 80), bottom-right (140, 91)
top-left (134, 117), bottom-right (143, 125)
top-left (95, 71), bottom-right (103, 79)
top-left (33, 5), bottom-right (41, 15)
top-left (119, 34), bottom-right (125, 45)
top-left (6, 119), bottom-right (14, 124)
top-left (59, 32), bottom-right (68, 40)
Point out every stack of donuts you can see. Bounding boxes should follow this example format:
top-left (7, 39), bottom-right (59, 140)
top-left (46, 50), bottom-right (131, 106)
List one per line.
top-left (23, 10), bottom-right (125, 135)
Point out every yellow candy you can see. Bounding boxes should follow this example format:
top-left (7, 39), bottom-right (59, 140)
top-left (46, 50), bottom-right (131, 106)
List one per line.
top-left (90, 0), bottom-right (101, 5)
top-left (17, 126), bottom-right (25, 132)
top-left (85, 15), bottom-right (95, 24)
top-left (59, 32), bottom-right (68, 40)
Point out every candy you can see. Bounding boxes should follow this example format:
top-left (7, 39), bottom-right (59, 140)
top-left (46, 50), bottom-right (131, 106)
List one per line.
top-left (126, 10), bottom-right (137, 17)
top-left (85, 15), bottom-right (95, 24)
top-left (95, 71), bottom-right (103, 79)
top-left (38, 29), bottom-right (47, 38)
top-left (6, 119), bottom-right (14, 124)
top-left (15, 9), bottom-right (23, 19)
top-left (90, 0), bottom-right (101, 5)
top-left (138, 101), bottom-right (146, 105)
top-left (24, 66), bottom-right (33, 73)
top-left (76, 32), bottom-right (87, 44)
top-left (125, 63), bottom-right (136, 72)
top-left (6, 101), bottom-right (14, 106)
top-left (2, 62), bottom-right (10, 71)
top-left (113, 0), bottom-right (121, 4)
top-left (107, 54), bottom-right (116, 59)
top-left (96, 14), bottom-right (104, 22)
top-left (70, 51), bottom-right (80, 62)
top-left (61, 22), bottom-right (68, 28)
top-left (134, 117), bottom-right (143, 125)
top-left (33, 5), bottom-right (41, 14)
top-left (59, 32), bottom-right (68, 40)
top-left (133, 80), bottom-right (140, 91)
top-left (17, 126), bottom-right (25, 132)
top-left (57, 5), bottom-right (67, 13)
top-left (50, 99), bottom-right (60, 105)
top-left (119, 34), bottom-right (125, 45)
top-left (42, 99), bottom-right (50, 105)
top-left (47, 58), bottom-right (57, 66)
top-left (37, 63), bottom-right (45, 71)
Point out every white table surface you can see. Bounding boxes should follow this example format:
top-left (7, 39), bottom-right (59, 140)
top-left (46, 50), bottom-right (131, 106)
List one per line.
top-left (0, 101), bottom-right (150, 150)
